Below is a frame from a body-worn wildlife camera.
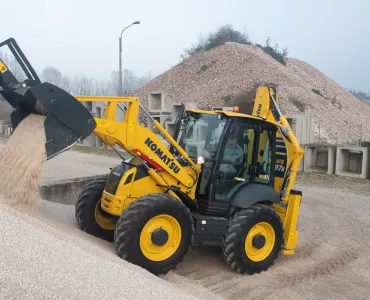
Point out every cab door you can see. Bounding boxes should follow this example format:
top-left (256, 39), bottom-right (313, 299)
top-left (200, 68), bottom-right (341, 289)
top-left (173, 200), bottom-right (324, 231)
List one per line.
top-left (213, 120), bottom-right (276, 203)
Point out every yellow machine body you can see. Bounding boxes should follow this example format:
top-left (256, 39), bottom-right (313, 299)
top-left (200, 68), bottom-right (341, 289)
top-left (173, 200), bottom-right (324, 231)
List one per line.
top-left (75, 85), bottom-right (304, 255)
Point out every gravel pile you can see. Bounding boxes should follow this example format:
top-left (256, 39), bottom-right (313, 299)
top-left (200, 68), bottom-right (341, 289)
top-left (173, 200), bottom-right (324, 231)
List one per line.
top-left (0, 200), bottom-right (220, 300)
top-left (135, 42), bottom-right (370, 144)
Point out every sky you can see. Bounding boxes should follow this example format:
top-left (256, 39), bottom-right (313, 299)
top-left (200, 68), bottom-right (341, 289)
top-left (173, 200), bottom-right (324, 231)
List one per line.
top-left (1, 0), bottom-right (369, 92)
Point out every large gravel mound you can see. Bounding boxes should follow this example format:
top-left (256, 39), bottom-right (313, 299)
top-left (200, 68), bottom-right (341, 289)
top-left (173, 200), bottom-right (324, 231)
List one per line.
top-left (135, 42), bottom-right (370, 143)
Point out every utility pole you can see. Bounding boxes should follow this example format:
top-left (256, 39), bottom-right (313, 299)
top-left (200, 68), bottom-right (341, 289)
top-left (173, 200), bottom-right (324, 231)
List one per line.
top-left (119, 21), bottom-right (140, 96)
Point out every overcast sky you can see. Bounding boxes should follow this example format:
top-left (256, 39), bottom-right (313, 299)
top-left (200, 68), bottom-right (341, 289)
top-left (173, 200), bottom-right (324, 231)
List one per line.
top-left (1, 0), bottom-right (369, 92)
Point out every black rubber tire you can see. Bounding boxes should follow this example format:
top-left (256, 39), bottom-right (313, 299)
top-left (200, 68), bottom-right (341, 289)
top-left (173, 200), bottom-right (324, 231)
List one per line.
top-left (75, 176), bottom-right (114, 242)
top-left (114, 193), bottom-right (194, 275)
top-left (222, 204), bottom-right (283, 274)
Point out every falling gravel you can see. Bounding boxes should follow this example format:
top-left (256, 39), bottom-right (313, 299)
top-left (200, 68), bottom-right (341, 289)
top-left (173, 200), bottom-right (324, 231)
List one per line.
top-left (0, 114), bottom-right (46, 211)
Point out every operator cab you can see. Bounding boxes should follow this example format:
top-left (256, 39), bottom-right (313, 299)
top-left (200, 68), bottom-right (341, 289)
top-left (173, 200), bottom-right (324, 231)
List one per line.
top-left (176, 111), bottom-right (276, 216)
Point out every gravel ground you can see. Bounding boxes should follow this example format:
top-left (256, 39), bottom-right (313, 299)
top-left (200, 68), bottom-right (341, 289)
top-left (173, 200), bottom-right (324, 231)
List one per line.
top-left (171, 184), bottom-right (370, 299)
top-left (0, 141), bottom-right (120, 184)
top-left (2, 174), bottom-right (369, 299)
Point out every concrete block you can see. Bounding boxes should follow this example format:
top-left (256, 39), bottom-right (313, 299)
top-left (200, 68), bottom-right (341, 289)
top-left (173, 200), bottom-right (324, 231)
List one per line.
top-left (171, 104), bottom-right (183, 122)
top-left (211, 106), bottom-right (233, 111)
top-left (149, 93), bottom-right (162, 111)
top-left (40, 175), bottom-right (108, 205)
top-left (147, 115), bottom-right (172, 132)
top-left (286, 115), bottom-right (315, 145)
top-left (3, 125), bottom-right (12, 136)
top-left (335, 146), bottom-right (370, 179)
top-left (96, 135), bottom-right (104, 148)
top-left (165, 122), bottom-right (176, 137)
top-left (148, 93), bottom-right (175, 112)
top-left (0, 120), bottom-right (6, 134)
top-left (163, 94), bottom-right (174, 112)
top-left (0, 101), bottom-right (12, 122)
top-left (304, 144), bottom-right (337, 174)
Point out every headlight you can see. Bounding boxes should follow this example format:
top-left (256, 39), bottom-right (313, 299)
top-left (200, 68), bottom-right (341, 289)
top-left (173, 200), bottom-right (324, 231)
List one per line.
top-left (197, 155), bottom-right (205, 164)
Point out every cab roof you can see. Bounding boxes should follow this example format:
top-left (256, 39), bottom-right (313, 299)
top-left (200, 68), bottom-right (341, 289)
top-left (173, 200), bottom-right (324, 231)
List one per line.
top-left (186, 109), bottom-right (281, 127)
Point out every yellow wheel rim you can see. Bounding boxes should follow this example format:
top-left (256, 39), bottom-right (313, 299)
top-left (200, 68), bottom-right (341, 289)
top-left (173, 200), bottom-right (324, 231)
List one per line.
top-left (245, 222), bottom-right (275, 262)
top-left (95, 199), bottom-right (116, 230)
top-left (140, 214), bottom-right (182, 262)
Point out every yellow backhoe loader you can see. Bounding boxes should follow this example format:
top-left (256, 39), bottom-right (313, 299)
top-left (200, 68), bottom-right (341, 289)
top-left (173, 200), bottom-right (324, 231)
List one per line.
top-left (0, 38), bottom-right (304, 275)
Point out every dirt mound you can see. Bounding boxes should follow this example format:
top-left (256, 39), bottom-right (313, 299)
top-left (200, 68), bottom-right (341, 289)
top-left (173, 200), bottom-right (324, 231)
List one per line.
top-left (0, 114), bottom-right (46, 211)
top-left (135, 42), bottom-right (370, 143)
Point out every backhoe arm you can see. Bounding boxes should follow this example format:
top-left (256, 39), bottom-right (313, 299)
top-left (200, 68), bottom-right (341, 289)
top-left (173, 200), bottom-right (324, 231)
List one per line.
top-left (251, 85), bottom-right (304, 199)
top-left (251, 85), bottom-right (304, 255)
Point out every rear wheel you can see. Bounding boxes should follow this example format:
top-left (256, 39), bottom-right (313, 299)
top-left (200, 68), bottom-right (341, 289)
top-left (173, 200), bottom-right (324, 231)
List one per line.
top-left (222, 204), bottom-right (283, 274)
top-left (114, 193), bottom-right (194, 275)
top-left (75, 176), bottom-right (115, 242)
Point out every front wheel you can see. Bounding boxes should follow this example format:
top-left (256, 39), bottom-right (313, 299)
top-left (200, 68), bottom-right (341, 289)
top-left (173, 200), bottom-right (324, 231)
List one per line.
top-left (114, 193), bottom-right (194, 275)
top-left (75, 176), bottom-right (116, 242)
top-left (222, 204), bottom-right (283, 274)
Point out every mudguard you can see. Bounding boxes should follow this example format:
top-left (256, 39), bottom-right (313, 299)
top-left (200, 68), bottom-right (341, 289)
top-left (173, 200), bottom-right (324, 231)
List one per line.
top-left (229, 183), bottom-right (280, 209)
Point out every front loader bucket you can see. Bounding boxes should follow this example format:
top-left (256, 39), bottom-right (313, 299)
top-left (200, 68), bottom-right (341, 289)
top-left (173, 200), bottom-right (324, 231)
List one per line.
top-left (0, 38), bottom-right (96, 160)
top-left (3, 82), bottom-right (96, 160)
top-left (16, 83), bottom-right (95, 159)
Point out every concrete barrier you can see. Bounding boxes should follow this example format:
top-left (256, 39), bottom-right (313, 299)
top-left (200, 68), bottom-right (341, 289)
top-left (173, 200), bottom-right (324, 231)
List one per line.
top-left (335, 146), bottom-right (370, 179)
top-left (304, 144), bottom-right (337, 174)
top-left (0, 120), bottom-right (6, 134)
top-left (39, 174), bottom-right (108, 205)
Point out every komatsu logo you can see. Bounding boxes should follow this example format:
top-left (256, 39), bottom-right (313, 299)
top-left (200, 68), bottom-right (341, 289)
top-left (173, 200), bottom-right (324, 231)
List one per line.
top-left (144, 138), bottom-right (181, 174)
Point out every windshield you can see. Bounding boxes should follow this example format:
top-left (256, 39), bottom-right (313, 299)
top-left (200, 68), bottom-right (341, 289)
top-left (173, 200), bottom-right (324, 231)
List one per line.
top-left (178, 113), bottom-right (227, 160)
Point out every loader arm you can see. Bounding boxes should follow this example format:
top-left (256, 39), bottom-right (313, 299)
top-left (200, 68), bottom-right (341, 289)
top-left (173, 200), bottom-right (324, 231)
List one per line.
top-left (75, 96), bottom-right (200, 194)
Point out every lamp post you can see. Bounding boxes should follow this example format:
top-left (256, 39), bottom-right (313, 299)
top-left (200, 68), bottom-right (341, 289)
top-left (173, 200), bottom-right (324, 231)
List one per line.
top-left (119, 21), bottom-right (140, 96)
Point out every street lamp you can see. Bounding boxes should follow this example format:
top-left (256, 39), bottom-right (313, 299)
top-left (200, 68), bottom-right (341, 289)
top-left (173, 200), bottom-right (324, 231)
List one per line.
top-left (119, 21), bottom-right (140, 96)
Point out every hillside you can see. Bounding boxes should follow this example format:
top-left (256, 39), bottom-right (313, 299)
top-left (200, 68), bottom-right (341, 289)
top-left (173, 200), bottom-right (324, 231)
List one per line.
top-left (134, 42), bottom-right (370, 144)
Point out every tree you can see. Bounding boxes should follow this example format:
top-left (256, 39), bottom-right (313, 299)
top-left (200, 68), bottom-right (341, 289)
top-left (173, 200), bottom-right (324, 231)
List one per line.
top-left (183, 24), bottom-right (251, 57)
top-left (41, 67), bottom-right (63, 87)
top-left (0, 50), bottom-right (27, 82)
top-left (350, 89), bottom-right (370, 102)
